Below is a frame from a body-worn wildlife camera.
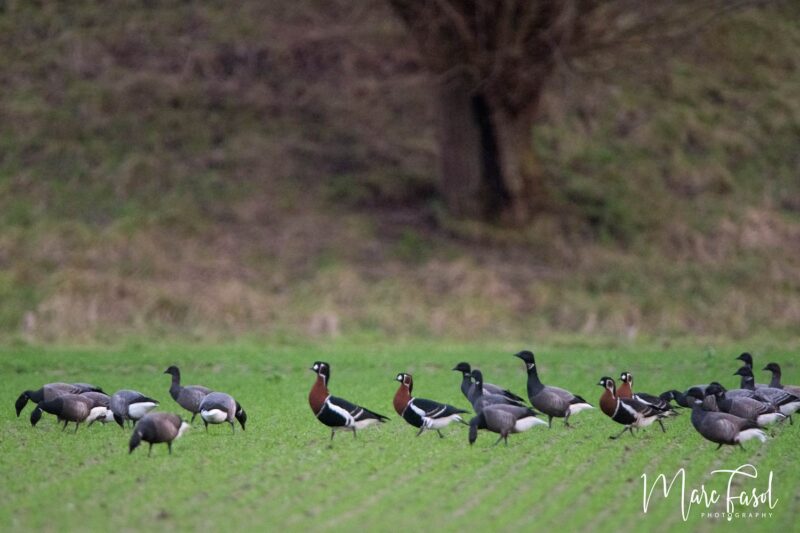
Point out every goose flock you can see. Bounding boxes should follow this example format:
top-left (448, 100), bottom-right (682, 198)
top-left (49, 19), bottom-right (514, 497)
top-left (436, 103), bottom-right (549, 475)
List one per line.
top-left (15, 351), bottom-right (798, 455)
top-left (15, 365), bottom-right (247, 455)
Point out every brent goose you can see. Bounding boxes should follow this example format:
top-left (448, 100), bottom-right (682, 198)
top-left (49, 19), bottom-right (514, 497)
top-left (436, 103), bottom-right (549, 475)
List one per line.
top-left (469, 369), bottom-right (527, 413)
top-left (30, 393), bottom-right (110, 432)
top-left (110, 390), bottom-right (159, 428)
top-left (164, 366), bottom-right (213, 423)
top-left (15, 382), bottom-right (103, 417)
top-left (704, 383), bottom-right (785, 427)
top-left (129, 412), bottom-right (190, 456)
top-left (686, 389), bottom-right (767, 450)
top-left (468, 404), bottom-right (546, 446)
top-left (199, 392), bottom-right (247, 432)
top-left (452, 362), bottom-right (526, 404)
top-left (515, 351), bottom-right (593, 427)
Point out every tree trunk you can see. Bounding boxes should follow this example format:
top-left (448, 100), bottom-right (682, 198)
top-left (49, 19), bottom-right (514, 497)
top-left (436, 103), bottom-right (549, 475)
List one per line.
top-left (436, 73), bottom-right (544, 223)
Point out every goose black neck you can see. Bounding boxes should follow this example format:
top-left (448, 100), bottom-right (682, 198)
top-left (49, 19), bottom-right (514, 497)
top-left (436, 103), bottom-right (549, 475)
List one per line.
top-left (460, 374), bottom-right (471, 397)
top-left (169, 374), bottom-right (182, 400)
top-left (740, 375), bottom-right (755, 391)
top-left (525, 367), bottom-right (545, 396)
top-left (768, 370), bottom-right (782, 388)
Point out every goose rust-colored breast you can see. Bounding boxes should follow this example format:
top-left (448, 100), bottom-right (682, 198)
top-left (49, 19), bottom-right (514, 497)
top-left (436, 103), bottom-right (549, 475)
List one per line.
top-left (308, 376), bottom-right (328, 416)
top-left (600, 389), bottom-right (618, 418)
top-left (616, 381), bottom-right (632, 399)
top-left (393, 385), bottom-right (411, 417)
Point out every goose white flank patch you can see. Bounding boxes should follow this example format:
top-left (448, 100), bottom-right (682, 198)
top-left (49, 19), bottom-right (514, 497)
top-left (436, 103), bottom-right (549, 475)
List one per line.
top-left (393, 373), bottom-right (468, 437)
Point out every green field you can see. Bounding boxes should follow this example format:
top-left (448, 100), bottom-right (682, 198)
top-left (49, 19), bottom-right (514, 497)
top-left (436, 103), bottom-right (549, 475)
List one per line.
top-left (1, 341), bottom-right (796, 532)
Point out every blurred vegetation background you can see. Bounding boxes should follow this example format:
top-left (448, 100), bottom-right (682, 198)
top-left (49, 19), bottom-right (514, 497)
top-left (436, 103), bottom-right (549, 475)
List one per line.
top-left (0, 0), bottom-right (798, 344)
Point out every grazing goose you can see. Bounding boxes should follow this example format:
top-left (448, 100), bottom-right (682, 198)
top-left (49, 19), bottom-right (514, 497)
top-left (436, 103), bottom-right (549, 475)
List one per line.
top-left (618, 372), bottom-right (677, 415)
top-left (686, 390), bottom-right (767, 450)
top-left (734, 366), bottom-right (800, 423)
top-left (199, 392), bottom-right (247, 432)
top-left (15, 382), bottom-right (103, 417)
top-left (129, 412), bottom-right (190, 456)
top-left (598, 377), bottom-right (667, 439)
top-left (308, 361), bottom-right (389, 440)
top-left (514, 350), bottom-right (593, 427)
top-left (30, 394), bottom-right (110, 432)
top-left (704, 383), bottom-right (785, 427)
top-left (468, 370), bottom-right (527, 414)
top-left (468, 404), bottom-right (546, 446)
top-left (110, 390), bottom-right (159, 428)
top-left (762, 363), bottom-right (800, 396)
top-left (164, 366), bottom-right (213, 423)
top-left (658, 389), bottom-right (696, 409)
top-left (452, 362), bottom-right (526, 404)
top-left (393, 373), bottom-right (468, 437)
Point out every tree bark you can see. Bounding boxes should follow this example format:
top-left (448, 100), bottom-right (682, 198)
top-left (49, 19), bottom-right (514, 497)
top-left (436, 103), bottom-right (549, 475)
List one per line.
top-left (437, 72), bottom-right (544, 223)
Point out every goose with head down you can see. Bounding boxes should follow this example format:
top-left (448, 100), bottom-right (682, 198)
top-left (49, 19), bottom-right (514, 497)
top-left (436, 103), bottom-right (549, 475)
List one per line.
top-left (129, 412), bottom-right (190, 456)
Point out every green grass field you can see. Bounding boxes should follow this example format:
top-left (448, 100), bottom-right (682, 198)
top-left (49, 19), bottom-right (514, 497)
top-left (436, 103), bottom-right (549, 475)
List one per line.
top-left (1, 341), bottom-right (797, 532)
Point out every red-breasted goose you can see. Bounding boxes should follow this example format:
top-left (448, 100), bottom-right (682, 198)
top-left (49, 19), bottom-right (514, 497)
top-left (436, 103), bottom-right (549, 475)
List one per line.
top-left (452, 362), bottom-right (526, 404)
top-left (734, 366), bottom-right (800, 423)
top-left (393, 373), bottom-right (468, 437)
top-left (468, 404), bottom-right (547, 446)
top-left (199, 392), bottom-right (247, 432)
top-left (598, 377), bottom-right (668, 439)
top-left (469, 369), bottom-right (528, 414)
top-left (704, 383), bottom-right (785, 427)
top-left (15, 382), bottom-right (103, 417)
top-left (515, 351), bottom-right (593, 427)
top-left (686, 389), bottom-right (767, 450)
top-left (308, 361), bottom-right (389, 440)
top-left (618, 372), bottom-right (677, 416)
top-left (110, 390), bottom-right (159, 428)
top-left (129, 412), bottom-right (190, 456)
top-left (164, 366), bottom-right (213, 423)
top-left (762, 363), bottom-right (800, 396)
top-left (30, 394), bottom-right (110, 432)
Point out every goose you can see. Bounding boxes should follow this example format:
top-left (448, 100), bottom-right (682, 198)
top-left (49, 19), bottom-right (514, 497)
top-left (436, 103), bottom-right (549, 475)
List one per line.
top-left (686, 390), bottom-right (767, 450)
top-left (733, 366), bottom-right (800, 423)
top-left (514, 350), bottom-right (593, 427)
top-left (199, 392), bottom-right (247, 432)
top-left (30, 394), bottom-right (110, 432)
top-left (81, 391), bottom-right (115, 426)
top-left (110, 390), bottom-right (159, 428)
top-left (618, 372), bottom-right (677, 415)
top-left (598, 377), bottom-right (668, 439)
top-left (308, 361), bottom-right (389, 440)
top-left (468, 404), bottom-right (547, 446)
top-left (762, 363), bottom-right (800, 396)
top-left (164, 366), bottom-right (213, 423)
top-left (15, 382), bottom-right (103, 417)
top-left (393, 373), bottom-right (468, 437)
top-left (129, 412), bottom-right (190, 456)
top-left (658, 389), bottom-right (695, 409)
top-left (452, 362), bottom-right (526, 404)
top-left (736, 352), bottom-right (768, 389)
top-left (468, 369), bottom-right (527, 414)
top-left (704, 383), bottom-right (785, 427)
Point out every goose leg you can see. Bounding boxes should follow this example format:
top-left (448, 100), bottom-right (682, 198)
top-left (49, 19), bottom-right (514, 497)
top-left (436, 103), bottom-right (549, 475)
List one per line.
top-left (629, 427), bottom-right (635, 437)
top-left (716, 443), bottom-right (723, 450)
top-left (148, 443), bottom-right (153, 457)
top-left (416, 427), bottom-right (425, 437)
top-left (203, 420), bottom-right (209, 432)
top-left (437, 430), bottom-right (444, 438)
top-left (609, 426), bottom-right (630, 440)
top-left (74, 422), bottom-right (80, 434)
top-left (229, 421), bottom-right (235, 434)
top-left (330, 429), bottom-right (336, 441)
top-left (191, 413), bottom-right (197, 424)
top-left (547, 415), bottom-right (553, 428)
top-left (168, 442), bottom-right (173, 455)
top-left (657, 419), bottom-right (666, 433)
top-left (62, 420), bottom-right (69, 431)
top-left (564, 411), bottom-right (572, 428)
top-left (738, 443), bottom-right (746, 451)
top-left (789, 415), bottom-right (794, 425)
top-left (352, 429), bottom-right (357, 439)
top-left (493, 435), bottom-right (504, 446)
